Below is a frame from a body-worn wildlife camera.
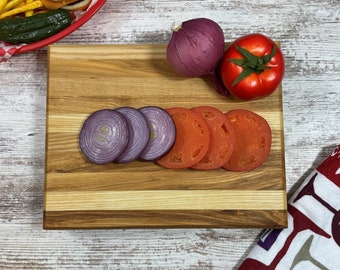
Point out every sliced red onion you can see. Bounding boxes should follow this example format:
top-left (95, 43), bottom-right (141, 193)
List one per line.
top-left (138, 106), bottom-right (176, 161)
top-left (167, 18), bottom-right (225, 77)
top-left (79, 109), bottom-right (129, 165)
top-left (115, 107), bottom-right (150, 163)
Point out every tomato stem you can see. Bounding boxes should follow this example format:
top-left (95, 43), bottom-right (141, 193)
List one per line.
top-left (228, 44), bottom-right (277, 87)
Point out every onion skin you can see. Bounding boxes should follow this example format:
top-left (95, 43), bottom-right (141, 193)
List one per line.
top-left (166, 18), bottom-right (225, 77)
top-left (79, 109), bottom-right (129, 165)
top-left (210, 64), bottom-right (230, 97)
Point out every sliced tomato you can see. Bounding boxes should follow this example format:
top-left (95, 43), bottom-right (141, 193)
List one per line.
top-left (191, 106), bottom-right (236, 170)
top-left (156, 107), bottom-right (211, 169)
top-left (222, 109), bottom-right (272, 172)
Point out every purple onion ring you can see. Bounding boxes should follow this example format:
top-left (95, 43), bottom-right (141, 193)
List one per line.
top-left (115, 107), bottom-right (150, 163)
top-left (79, 109), bottom-right (129, 165)
top-left (138, 106), bottom-right (176, 161)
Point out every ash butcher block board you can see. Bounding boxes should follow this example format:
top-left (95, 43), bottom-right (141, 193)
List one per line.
top-left (44, 44), bottom-right (287, 229)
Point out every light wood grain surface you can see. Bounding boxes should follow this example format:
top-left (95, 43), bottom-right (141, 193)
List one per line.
top-left (0, 0), bottom-right (339, 269)
top-left (44, 44), bottom-right (286, 229)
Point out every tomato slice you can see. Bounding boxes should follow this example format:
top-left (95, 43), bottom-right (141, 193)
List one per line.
top-left (191, 106), bottom-right (236, 170)
top-left (222, 109), bottom-right (272, 172)
top-left (156, 107), bottom-right (211, 169)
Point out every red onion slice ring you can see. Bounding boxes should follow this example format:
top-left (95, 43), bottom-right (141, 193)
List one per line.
top-left (79, 109), bottom-right (129, 164)
top-left (138, 106), bottom-right (176, 161)
top-left (115, 107), bottom-right (150, 163)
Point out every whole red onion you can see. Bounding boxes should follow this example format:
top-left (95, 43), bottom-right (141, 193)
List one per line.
top-left (166, 18), bottom-right (225, 77)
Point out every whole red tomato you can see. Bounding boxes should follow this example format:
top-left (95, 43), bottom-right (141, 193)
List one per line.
top-left (220, 33), bottom-right (285, 100)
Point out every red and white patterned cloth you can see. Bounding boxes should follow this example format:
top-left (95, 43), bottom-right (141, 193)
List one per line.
top-left (239, 145), bottom-right (340, 269)
top-left (0, 43), bottom-right (23, 62)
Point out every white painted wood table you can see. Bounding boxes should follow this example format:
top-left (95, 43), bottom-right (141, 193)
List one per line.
top-left (0, 0), bottom-right (339, 269)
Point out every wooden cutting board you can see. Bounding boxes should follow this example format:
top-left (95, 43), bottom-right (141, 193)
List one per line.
top-left (44, 44), bottom-right (287, 229)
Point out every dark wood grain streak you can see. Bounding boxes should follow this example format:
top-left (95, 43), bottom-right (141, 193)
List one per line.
top-left (44, 210), bottom-right (287, 229)
top-left (45, 166), bottom-right (284, 191)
